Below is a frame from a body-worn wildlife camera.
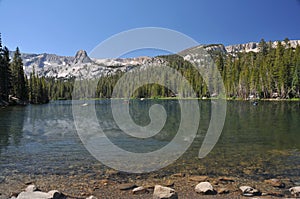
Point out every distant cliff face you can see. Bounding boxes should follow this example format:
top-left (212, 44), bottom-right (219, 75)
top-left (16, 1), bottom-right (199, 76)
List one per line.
top-left (225, 42), bottom-right (259, 53)
top-left (12, 39), bottom-right (300, 79)
top-left (225, 40), bottom-right (300, 54)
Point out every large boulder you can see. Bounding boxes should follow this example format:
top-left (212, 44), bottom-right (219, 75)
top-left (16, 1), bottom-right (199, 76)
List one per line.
top-left (153, 185), bottom-right (178, 199)
top-left (17, 188), bottom-right (64, 199)
top-left (195, 182), bottom-right (215, 195)
top-left (17, 191), bottom-right (50, 199)
top-left (25, 184), bottom-right (38, 192)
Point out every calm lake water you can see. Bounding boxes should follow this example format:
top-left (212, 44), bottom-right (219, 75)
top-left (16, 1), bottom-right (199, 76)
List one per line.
top-left (0, 100), bottom-right (300, 182)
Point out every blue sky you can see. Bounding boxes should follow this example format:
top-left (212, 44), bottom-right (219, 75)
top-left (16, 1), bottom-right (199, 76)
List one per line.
top-left (1, 0), bottom-right (300, 57)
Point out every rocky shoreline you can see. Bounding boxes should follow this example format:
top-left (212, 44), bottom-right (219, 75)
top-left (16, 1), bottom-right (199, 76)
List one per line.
top-left (1, 172), bottom-right (300, 199)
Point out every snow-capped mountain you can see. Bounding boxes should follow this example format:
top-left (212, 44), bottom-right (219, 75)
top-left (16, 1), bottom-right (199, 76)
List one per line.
top-left (11, 50), bottom-right (158, 79)
top-left (12, 39), bottom-right (300, 79)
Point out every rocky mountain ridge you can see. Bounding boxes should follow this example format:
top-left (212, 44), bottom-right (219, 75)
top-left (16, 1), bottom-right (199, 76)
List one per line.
top-left (12, 39), bottom-right (300, 79)
top-left (225, 40), bottom-right (300, 54)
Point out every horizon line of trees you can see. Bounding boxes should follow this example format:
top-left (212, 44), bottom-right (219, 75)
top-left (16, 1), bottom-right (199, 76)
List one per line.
top-left (1, 35), bottom-right (300, 104)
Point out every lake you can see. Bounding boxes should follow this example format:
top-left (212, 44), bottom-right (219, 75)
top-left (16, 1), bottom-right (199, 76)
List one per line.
top-left (0, 100), bottom-right (300, 183)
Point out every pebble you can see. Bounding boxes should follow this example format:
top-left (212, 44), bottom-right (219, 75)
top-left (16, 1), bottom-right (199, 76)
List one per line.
top-left (239, 186), bottom-right (261, 197)
top-left (172, 173), bottom-right (185, 177)
top-left (289, 186), bottom-right (300, 196)
top-left (118, 183), bottom-right (137, 190)
top-left (132, 186), bottom-right (148, 194)
top-left (86, 196), bottom-right (98, 199)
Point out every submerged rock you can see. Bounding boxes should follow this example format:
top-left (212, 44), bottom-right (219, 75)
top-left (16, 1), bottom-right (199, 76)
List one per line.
top-left (264, 178), bottom-right (285, 188)
top-left (163, 180), bottom-right (175, 187)
top-left (188, 175), bottom-right (208, 182)
top-left (118, 183), bottom-right (137, 190)
top-left (195, 182), bottom-right (215, 195)
top-left (218, 177), bottom-right (235, 183)
top-left (153, 185), bottom-right (178, 199)
top-left (217, 187), bottom-right (230, 194)
top-left (239, 186), bottom-right (261, 197)
top-left (172, 173), bottom-right (185, 177)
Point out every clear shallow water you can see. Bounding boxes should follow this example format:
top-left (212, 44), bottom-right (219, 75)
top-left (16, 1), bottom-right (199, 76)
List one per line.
top-left (0, 100), bottom-right (300, 181)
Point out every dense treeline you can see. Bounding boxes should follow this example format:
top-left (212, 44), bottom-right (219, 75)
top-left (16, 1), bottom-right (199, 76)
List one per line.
top-left (1, 35), bottom-right (300, 102)
top-left (216, 39), bottom-right (300, 99)
top-left (28, 67), bottom-right (49, 104)
top-left (79, 38), bottom-right (300, 99)
top-left (0, 34), bottom-right (49, 105)
top-left (33, 38), bottom-right (300, 100)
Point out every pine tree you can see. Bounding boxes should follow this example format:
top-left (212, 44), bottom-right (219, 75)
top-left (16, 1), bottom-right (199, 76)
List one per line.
top-left (3, 47), bottom-right (12, 101)
top-left (258, 38), bottom-right (268, 56)
top-left (273, 41), bottom-right (284, 96)
top-left (291, 45), bottom-right (300, 97)
top-left (0, 33), bottom-right (12, 102)
top-left (10, 47), bottom-right (28, 102)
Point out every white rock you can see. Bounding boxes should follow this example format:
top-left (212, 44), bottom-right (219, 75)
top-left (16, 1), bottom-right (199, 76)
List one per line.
top-left (239, 186), bottom-right (260, 196)
top-left (17, 191), bottom-right (50, 199)
top-left (289, 186), bottom-right (300, 196)
top-left (153, 185), bottom-right (178, 199)
top-left (132, 186), bottom-right (147, 194)
top-left (17, 190), bottom-right (63, 199)
top-left (86, 196), bottom-right (98, 199)
top-left (25, 184), bottom-right (38, 192)
top-left (195, 182), bottom-right (215, 194)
